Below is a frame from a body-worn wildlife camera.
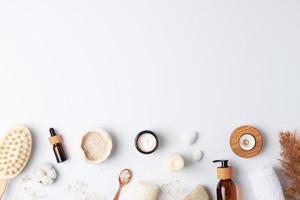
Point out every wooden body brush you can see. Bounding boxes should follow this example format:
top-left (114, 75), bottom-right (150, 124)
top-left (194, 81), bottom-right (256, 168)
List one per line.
top-left (0, 125), bottom-right (32, 199)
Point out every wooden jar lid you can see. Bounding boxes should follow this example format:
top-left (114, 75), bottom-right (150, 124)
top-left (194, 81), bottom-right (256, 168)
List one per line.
top-left (230, 125), bottom-right (263, 158)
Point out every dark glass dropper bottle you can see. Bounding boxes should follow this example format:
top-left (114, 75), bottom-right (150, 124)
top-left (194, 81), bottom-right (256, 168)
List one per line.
top-left (49, 128), bottom-right (67, 163)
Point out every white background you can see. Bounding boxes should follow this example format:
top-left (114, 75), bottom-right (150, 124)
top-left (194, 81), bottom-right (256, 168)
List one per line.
top-left (0, 0), bottom-right (300, 199)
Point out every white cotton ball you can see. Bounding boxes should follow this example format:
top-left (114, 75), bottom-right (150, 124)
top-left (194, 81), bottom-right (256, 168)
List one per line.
top-left (181, 131), bottom-right (198, 145)
top-left (193, 149), bottom-right (203, 161)
top-left (47, 178), bottom-right (54, 184)
top-left (47, 169), bottom-right (57, 179)
top-left (34, 169), bottom-right (45, 179)
top-left (41, 176), bottom-right (50, 185)
top-left (34, 162), bottom-right (57, 185)
top-left (39, 163), bottom-right (53, 172)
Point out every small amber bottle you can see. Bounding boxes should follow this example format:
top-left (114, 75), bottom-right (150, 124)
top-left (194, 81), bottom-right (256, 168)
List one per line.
top-left (49, 128), bottom-right (67, 163)
top-left (213, 160), bottom-right (237, 200)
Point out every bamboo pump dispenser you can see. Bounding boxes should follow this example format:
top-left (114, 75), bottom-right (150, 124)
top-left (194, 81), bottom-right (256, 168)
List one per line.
top-left (213, 160), bottom-right (237, 200)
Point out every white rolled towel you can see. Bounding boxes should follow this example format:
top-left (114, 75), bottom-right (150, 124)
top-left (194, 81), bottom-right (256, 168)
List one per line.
top-left (133, 181), bottom-right (160, 200)
top-left (248, 166), bottom-right (285, 200)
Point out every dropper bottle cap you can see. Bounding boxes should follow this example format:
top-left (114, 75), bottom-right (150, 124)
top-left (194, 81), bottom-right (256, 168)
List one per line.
top-left (48, 127), bottom-right (67, 163)
top-left (49, 128), bottom-right (62, 145)
top-left (213, 160), bottom-right (233, 180)
top-left (49, 128), bottom-right (56, 136)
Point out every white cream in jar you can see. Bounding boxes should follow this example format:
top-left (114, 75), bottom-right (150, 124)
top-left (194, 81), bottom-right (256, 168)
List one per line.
top-left (135, 131), bottom-right (158, 154)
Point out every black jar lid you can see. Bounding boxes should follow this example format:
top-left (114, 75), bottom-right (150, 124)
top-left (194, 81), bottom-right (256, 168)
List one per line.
top-left (135, 130), bottom-right (159, 154)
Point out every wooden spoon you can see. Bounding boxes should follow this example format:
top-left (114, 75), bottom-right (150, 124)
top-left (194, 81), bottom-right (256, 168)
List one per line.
top-left (113, 169), bottom-right (132, 200)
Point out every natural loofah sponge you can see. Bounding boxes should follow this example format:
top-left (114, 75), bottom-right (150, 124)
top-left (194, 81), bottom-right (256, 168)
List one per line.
top-left (184, 185), bottom-right (210, 200)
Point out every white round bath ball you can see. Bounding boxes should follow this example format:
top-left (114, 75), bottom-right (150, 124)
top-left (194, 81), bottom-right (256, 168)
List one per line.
top-left (167, 153), bottom-right (185, 172)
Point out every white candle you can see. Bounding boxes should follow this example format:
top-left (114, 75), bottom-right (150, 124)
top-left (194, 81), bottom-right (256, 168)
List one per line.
top-left (133, 181), bottom-right (160, 200)
top-left (167, 153), bottom-right (185, 172)
top-left (239, 133), bottom-right (256, 151)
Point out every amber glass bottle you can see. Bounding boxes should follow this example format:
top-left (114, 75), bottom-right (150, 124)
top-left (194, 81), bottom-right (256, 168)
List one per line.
top-left (49, 128), bottom-right (67, 163)
top-left (213, 160), bottom-right (237, 200)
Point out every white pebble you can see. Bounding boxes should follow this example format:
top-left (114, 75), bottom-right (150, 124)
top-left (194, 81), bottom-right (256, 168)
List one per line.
top-left (181, 131), bottom-right (198, 145)
top-left (193, 149), bottom-right (203, 161)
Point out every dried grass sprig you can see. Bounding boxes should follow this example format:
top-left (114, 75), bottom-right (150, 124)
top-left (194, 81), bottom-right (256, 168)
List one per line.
top-left (279, 131), bottom-right (300, 200)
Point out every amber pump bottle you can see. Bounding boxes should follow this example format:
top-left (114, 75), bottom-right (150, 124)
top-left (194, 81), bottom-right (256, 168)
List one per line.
top-left (49, 128), bottom-right (67, 163)
top-left (213, 160), bottom-right (237, 200)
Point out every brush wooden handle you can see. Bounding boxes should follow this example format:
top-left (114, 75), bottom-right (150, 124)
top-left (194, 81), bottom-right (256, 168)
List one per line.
top-left (0, 179), bottom-right (8, 199)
